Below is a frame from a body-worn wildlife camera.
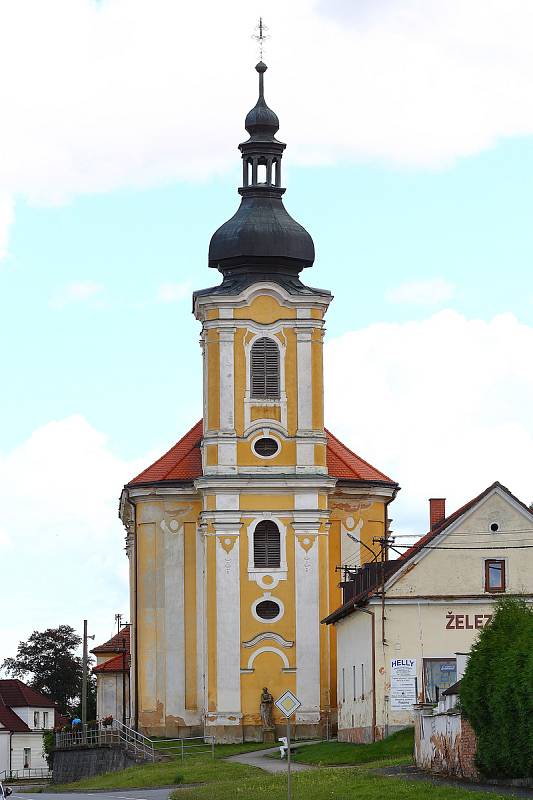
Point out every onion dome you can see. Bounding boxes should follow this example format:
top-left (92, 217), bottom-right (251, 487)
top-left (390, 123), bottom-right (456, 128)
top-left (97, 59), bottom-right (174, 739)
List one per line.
top-left (208, 62), bottom-right (315, 282)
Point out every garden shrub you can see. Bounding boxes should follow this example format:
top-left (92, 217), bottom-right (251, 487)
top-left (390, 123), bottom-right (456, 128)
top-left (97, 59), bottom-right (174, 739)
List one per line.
top-left (460, 598), bottom-right (533, 778)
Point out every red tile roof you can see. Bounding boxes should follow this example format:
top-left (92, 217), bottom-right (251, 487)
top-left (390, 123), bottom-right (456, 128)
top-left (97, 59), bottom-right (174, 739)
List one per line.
top-left (91, 626), bottom-right (130, 657)
top-left (93, 654), bottom-right (129, 674)
top-left (0, 679), bottom-right (55, 709)
top-left (0, 697), bottom-right (31, 732)
top-left (325, 428), bottom-right (395, 483)
top-left (126, 420), bottom-right (396, 487)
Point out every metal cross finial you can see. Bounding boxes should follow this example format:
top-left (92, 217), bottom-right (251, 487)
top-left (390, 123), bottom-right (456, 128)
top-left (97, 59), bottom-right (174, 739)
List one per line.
top-left (252, 17), bottom-right (269, 61)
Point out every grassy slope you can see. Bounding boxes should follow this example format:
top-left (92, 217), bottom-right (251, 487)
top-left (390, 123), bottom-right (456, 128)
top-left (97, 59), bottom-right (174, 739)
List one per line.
top-left (292, 727), bottom-right (415, 765)
top-left (171, 767), bottom-right (512, 800)
top-left (50, 743), bottom-right (271, 791)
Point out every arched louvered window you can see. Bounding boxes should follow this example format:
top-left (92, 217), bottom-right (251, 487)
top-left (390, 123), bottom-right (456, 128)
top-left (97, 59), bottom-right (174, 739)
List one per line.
top-left (253, 520), bottom-right (281, 569)
top-left (250, 337), bottom-right (280, 399)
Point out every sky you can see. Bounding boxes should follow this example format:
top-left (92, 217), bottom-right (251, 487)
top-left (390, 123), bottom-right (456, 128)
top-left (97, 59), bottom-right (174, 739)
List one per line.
top-left (1, 0), bottom-right (533, 666)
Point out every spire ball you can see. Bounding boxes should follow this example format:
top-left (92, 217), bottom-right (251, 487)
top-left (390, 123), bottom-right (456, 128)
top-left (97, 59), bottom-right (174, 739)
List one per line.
top-left (256, 61), bottom-right (267, 74)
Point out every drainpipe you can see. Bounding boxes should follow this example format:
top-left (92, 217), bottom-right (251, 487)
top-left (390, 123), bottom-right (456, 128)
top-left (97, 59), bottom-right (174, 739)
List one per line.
top-left (359, 608), bottom-right (376, 742)
top-left (9, 731), bottom-right (12, 773)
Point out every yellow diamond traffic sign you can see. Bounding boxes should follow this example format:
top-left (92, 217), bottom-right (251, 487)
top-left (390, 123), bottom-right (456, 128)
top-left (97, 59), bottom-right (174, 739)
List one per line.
top-left (275, 690), bottom-right (301, 719)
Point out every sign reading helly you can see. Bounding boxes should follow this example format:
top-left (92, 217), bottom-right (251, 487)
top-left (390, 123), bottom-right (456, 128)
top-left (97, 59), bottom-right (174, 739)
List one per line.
top-left (390, 659), bottom-right (417, 711)
top-left (275, 690), bottom-right (302, 719)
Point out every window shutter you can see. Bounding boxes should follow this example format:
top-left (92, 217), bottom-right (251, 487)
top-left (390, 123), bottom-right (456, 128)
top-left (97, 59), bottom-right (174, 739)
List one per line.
top-left (251, 337), bottom-right (280, 399)
top-left (253, 520), bottom-right (281, 568)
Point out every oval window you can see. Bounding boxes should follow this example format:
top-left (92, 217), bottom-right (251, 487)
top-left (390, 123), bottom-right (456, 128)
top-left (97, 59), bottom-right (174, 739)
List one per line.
top-left (255, 600), bottom-right (281, 620)
top-left (253, 437), bottom-right (279, 457)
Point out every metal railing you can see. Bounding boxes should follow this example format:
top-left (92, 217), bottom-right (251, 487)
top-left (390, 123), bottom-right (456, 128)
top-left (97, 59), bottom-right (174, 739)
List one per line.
top-left (54, 719), bottom-right (215, 762)
top-left (55, 719), bottom-right (156, 762)
top-left (153, 736), bottom-right (215, 761)
top-left (0, 768), bottom-right (52, 781)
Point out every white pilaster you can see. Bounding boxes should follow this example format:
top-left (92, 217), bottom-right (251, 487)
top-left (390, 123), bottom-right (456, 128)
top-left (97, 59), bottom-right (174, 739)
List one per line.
top-left (219, 328), bottom-right (235, 432)
top-left (216, 531), bottom-right (241, 714)
top-left (163, 519), bottom-right (185, 718)
top-left (296, 329), bottom-right (313, 434)
top-left (294, 529), bottom-right (321, 723)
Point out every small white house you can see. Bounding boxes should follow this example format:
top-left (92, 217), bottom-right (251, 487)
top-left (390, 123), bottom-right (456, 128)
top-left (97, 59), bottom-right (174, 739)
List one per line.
top-left (0, 679), bottom-right (57, 775)
top-left (324, 482), bottom-right (533, 743)
top-left (92, 626), bottom-right (130, 723)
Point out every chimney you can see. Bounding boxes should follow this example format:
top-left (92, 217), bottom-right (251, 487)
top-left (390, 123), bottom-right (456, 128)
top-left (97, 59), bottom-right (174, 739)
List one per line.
top-left (429, 498), bottom-right (446, 530)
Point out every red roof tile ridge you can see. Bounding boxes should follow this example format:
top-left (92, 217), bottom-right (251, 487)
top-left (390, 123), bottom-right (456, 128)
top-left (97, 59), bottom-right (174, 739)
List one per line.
top-left (93, 654), bottom-right (127, 673)
top-left (128, 420), bottom-right (202, 485)
top-left (91, 626), bottom-right (130, 654)
top-left (325, 427), bottom-right (395, 483)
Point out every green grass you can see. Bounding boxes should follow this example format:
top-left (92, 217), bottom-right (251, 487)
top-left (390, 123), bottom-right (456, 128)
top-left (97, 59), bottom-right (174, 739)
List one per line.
top-left (50, 742), bottom-right (272, 791)
top-left (170, 766), bottom-right (513, 800)
top-left (291, 727), bottom-right (415, 765)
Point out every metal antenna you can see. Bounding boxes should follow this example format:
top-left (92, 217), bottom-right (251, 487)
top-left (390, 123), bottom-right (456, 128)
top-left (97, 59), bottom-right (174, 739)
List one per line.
top-left (252, 17), bottom-right (269, 61)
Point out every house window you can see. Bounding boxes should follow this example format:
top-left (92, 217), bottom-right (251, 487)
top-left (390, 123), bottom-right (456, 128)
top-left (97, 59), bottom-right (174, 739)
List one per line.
top-left (250, 337), bottom-right (280, 399)
top-left (43, 711), bottom-right (49, 728)
top-left (23, 748), bottom-right (31, 769)
top-left (253, 520), bottom-right (281, 569)
top-left (423, 658), bottom-right (457, 703)
top-left (485, 559), bottom-right (505, 592)
top-left (33, 711), bottom-right (40, 728)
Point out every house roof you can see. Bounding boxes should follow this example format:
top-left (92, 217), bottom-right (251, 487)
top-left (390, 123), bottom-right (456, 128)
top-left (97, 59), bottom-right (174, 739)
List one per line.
top-left (323, 481), bottom-right (531, 625)
top-left (93, 654), bottom-right (129, 674)
top-left (91, 626), bottom-right (130, 657)
top-left (0, 679), bottom-right (55, 709)
top-left (126, 419), bottom-right (397, 487)
top-left (0, 697), bottom-right (31, 732)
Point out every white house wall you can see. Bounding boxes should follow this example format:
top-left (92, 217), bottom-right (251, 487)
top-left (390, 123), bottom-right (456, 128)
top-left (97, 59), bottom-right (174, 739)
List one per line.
top-left (0, 731), bottom-right (10, 773)
top-left (10, 732), bottom-right (48, 771)
top-left (335, 612), bottom-right (374, 742)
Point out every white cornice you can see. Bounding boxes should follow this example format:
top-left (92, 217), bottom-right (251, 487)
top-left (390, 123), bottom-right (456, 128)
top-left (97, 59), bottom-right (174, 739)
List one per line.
top-left (194, 475), bottom-right (337, 491)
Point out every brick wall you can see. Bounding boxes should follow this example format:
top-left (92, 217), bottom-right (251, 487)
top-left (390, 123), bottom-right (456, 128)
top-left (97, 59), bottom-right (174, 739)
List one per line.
top-left (458, 717), bottom-right (479, 781)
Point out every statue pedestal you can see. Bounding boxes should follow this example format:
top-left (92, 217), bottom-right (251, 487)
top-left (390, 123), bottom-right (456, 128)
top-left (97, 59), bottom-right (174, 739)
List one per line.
top-left (262, 726), bottom-right (276, 744)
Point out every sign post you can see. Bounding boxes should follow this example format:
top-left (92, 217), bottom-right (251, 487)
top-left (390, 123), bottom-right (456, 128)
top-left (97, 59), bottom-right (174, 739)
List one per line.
top-left (275, 690), bottom-right (302, 800)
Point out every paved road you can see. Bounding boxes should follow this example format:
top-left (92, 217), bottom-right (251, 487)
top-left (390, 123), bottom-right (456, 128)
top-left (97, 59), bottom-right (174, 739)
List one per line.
top-left (226, 743), bottom-right (315, 774)
top-left (12, 790), bottom-right (177, 800)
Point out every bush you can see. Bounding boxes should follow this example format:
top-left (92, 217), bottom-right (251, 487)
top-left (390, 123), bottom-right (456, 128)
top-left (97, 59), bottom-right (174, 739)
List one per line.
top-left (42, 730), bottom-right (54, 769)
top-left (174, 772), bottom-right (184, 784)
top-left (460, 598), bottom-right (533, 778)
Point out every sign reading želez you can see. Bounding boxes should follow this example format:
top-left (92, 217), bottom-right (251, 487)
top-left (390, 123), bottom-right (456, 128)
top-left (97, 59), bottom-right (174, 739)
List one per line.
top-left (390, 658), bottom-right (417, 711)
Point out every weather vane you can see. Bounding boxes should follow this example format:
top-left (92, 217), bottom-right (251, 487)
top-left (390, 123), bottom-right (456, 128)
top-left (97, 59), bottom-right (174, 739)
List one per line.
top-left (252, 17), bottom-right (269, 61)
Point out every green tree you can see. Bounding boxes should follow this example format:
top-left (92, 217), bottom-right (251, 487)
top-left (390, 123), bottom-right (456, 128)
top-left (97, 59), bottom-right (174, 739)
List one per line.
top-left (460, 598), bottom-right (533, 778)
top-left (1, 624), bottom-right (93, 716)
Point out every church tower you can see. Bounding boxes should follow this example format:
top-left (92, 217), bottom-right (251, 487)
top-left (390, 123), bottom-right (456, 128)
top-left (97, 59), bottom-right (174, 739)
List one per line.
top-left (120, 62), bottom-right (398, 742)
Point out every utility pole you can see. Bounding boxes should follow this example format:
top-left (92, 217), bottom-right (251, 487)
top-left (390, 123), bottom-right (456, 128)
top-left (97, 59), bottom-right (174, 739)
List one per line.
top-left (82, 620), bottom-right (88, 725)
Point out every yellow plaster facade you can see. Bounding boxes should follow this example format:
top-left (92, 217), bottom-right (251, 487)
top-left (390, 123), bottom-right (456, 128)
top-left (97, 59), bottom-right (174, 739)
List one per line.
top-left (121, 281), bottom-right (397, 742)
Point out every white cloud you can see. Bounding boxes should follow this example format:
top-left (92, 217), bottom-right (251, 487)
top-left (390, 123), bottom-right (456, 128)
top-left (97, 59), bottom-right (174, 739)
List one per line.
top-left (156, 282), bottom-right (191, 303)
top-left (50, 281), bottom-right (104, 309)
top-left (386, 277), bottom-right (455, 306)
top-left (0, 193), bottom-right (14, 260)
top-left (325, 310), bottom-right (533, 541)
top-left (0, 416), bottom-right (146, 666)
top-left (1, 1), bottom-right (533, 253)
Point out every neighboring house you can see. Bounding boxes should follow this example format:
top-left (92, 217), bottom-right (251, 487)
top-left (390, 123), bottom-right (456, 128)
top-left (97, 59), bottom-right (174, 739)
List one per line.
top-left (324, 482), bottom-right (533, 742)
top-left (91, 627), bottom-right (130, 723)
top-left (0, 679), bottom-right (57, 774)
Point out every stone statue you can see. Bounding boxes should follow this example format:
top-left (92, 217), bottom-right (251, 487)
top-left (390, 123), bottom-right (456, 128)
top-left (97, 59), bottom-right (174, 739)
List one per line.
top-left (260, 686), bottom-right (274, 728)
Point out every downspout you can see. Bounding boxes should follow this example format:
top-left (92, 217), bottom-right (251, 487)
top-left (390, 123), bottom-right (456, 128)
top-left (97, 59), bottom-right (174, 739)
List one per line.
top-left (359, 608), bottom-right (376, 743)
top-left (9, 731), bottom-right (12, 773)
